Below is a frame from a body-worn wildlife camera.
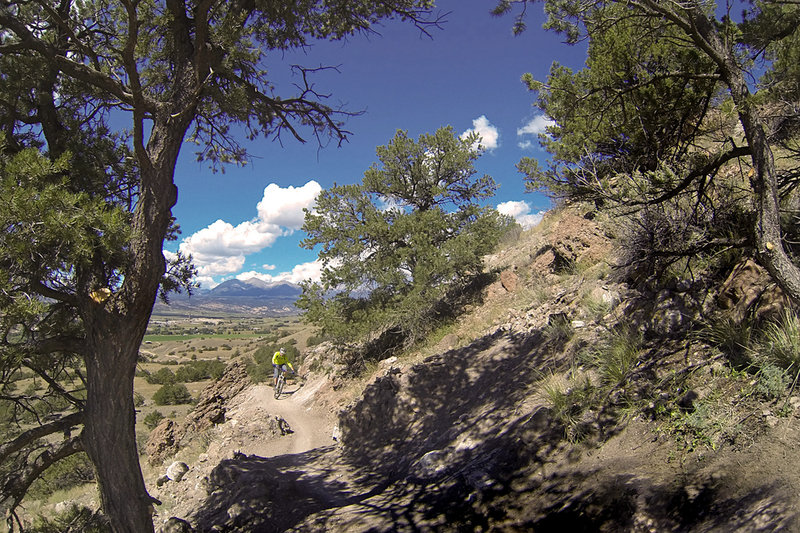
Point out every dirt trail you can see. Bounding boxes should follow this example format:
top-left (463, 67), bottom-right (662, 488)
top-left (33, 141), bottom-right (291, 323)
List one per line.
top-left (226, 379), bottom-right (335, 458)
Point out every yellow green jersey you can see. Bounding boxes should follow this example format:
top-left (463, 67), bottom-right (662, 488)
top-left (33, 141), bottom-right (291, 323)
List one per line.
top-left (272, 351), bottom-right (294, 369)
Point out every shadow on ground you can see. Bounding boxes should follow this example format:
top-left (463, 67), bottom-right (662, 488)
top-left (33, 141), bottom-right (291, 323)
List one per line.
top-left (186, 327), bottom-right (800, 532)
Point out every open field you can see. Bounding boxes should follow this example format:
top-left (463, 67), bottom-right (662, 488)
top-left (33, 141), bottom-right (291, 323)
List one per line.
top-left (133, 313), bottom-right (314, 439)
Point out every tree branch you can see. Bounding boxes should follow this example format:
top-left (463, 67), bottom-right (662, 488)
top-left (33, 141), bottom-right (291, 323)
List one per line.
top-left (642, 145), bottom-right (752, 205)
top-left (0, 7), bottom-right (137, 108)
top-left (0, 435), bottom-right (84, 515)
top-left (0, 411), bottom-right (83, 466)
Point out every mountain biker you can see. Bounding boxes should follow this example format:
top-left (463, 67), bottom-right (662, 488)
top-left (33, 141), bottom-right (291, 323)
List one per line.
top-left (272, 347), bottom-right (295, 388)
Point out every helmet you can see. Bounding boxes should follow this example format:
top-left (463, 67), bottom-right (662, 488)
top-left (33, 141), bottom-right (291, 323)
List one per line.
top-left (280, 348), bottom-right (286, 355)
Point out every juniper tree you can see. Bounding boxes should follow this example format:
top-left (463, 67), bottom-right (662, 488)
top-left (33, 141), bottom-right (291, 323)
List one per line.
top-left (496, 0), bottom-right (800, 298)
top-left (0, 1), bottom-right (439, 530)
top-left (299, 127), bottom-right (511, 350)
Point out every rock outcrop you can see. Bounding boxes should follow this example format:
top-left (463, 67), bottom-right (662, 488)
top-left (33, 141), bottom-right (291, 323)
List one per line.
top-left (146, 361), bottom-right (252, 465)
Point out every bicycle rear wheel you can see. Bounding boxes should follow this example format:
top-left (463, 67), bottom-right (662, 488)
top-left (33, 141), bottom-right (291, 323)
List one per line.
top-left (274, 374), bottom-right (285, 399)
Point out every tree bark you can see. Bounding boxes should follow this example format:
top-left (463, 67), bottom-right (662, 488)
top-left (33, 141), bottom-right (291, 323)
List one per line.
top-left (737, 96), bottom-right (800, 302)
top-left (82, 316), bottom-right (155, 533)
top-left (80, 117), bottom-right (185, 532)
top-left (695, 13), bottom-right (800, 303)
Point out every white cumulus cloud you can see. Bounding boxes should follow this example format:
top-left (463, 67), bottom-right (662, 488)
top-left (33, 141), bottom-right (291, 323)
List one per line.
top-left (177, 180), bottom-right (322, 278)
top-left (497, 200), bottom-right (546, 230)
top-left (235, 259), bottom-right (325, 284)
top-left (256, 181), bottom-right (322, 230)
top-left (517, 114), bottom-right (555, 149)
top-left (194, 275), bottom-right (219, 290)
top-left (461, 115), bottom-right (499, 151)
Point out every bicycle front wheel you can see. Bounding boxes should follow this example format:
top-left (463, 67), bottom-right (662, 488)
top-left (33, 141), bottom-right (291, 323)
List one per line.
top-left (274, 375), bottom-right (285, 399)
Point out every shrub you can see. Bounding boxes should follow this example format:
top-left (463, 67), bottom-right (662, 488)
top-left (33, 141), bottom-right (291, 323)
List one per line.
top-left (754, 363), bottom-right (790, 400)
top-left (152, 383), bottom-right (192, 405)
top-left (145, 367), bottom-right (176, 385)
top-left (306, 334), bottom-right (325, 347)
top-left (174, 359), bottom-right (226, 382)
top-left (133, 392), bottom-right (145, 407)
top-left (27, 453), bottom-right (95, 500)
top-left (143, 410), bottom-right (165, 429)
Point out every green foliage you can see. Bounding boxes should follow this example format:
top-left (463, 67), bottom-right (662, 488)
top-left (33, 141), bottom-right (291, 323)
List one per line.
top-left (27, 504), bottom-right (110, 533)
top-left (152, 383), bottom-right (192, 406)
top-left (306, 333), bottom-right (327, 347)
top-left (145, 367), bottom-right (177, 385)
top-left (517, 7), bottom-right (718, 200)
top-left (0, 136), bottom-right (133, 283)
top-left (143, 410), bottom-right (165, 430)
top-left (300, 127), bottom-right (511, 349)
top-left (0, 0), bottom-right (439, 527)
top-left (26, 453), bottom-right (95, 501)
top-left (174, 360), bottom-right (226, 382)
top-left (584, 327), bottom-right (642, 386)
top-left (753, 363), bottom-right (791, 401)
top-left (501, 0), bottom-right (800, 298)
top-left (657, 395), bottom-right (743, 453)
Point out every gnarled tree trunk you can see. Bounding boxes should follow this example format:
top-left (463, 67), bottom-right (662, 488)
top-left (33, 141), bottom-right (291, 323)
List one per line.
top-left (658, 1), bottom-right (800, 303)
top-left (83, 327), bottom-right (154, 533)
top-left (80, 121), bottom-right (184, 532)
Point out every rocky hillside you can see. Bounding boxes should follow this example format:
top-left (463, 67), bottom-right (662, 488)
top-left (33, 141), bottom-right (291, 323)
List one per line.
top-left (147, 203), bottom-right (800, 532)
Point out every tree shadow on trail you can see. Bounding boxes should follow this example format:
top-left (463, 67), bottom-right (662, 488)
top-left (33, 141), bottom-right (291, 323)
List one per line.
top-left (190, 327), bottom-right (568, 531)
top-left (190, 444), bottom-right (390, 532)
top-left (187, 326), bottom-right (800, 531)
top-left (338, 327), bottom-right (573, 475)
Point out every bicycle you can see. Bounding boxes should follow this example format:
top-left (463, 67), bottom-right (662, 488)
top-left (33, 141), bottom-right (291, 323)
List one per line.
top-left (274, 368), bottom-right (296, 399)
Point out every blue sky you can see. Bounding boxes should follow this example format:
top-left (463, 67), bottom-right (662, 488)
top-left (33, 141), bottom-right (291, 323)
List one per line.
top-left (165, 1), bottom-right (586, 289)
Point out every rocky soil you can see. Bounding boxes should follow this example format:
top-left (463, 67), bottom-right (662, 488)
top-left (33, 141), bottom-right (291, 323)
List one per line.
top-left (147, 206), bottom-right (800, 532)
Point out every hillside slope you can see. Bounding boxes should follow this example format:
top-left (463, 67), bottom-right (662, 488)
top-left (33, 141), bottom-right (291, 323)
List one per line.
top-left (150, 204), bottom-right (800, 532)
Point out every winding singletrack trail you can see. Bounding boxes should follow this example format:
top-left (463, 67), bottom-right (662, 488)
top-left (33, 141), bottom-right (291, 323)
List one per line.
top-left (226, 379), bottom-right (335, 458)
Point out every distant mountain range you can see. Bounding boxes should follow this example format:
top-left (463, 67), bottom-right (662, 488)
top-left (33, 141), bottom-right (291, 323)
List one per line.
top-left (153, 278), bottom-right (303, 317)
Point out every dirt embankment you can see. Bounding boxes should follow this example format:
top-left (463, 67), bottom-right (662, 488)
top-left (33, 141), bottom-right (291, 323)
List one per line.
top-left (150, 207), bottom-right (800, 532)
top-left (154, 324), bottom-right (800, 532)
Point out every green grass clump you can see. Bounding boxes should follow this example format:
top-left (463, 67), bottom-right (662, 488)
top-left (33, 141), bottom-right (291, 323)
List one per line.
top-left (759, 310), bottom-right (800, 370)
top-left (539, 371), bottom-right (596, 441)
top-left (585, 327), bottom-right (642, 386)
top-left (706, 317), bottom-right (754, 367)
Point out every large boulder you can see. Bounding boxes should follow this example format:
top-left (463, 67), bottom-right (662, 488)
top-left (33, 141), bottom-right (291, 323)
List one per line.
top-left (146, 419), bottom-right (184, 466)
top-left (717, 259), bottom-right (791, 323)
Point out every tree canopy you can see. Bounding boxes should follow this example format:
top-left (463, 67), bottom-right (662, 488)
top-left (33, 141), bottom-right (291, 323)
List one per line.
top-left (0, 1), bottom-right (439, 530)
top-left (497, 0), bottom-right (800, 298)
top-left (299, 126), bottom-right (511, 351)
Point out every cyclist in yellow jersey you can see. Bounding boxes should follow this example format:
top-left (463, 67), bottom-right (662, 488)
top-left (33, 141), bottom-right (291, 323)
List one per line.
top-left (272, 347), bottom-right (295, 388)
